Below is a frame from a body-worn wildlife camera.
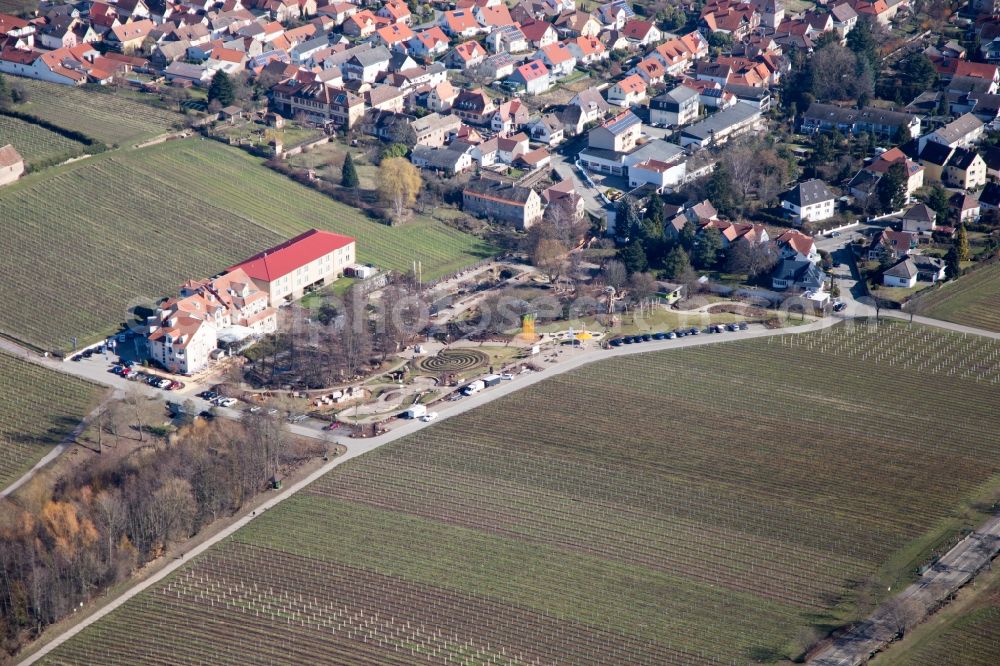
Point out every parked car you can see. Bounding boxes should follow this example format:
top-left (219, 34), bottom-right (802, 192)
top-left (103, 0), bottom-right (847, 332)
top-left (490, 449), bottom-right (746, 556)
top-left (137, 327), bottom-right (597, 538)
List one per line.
top-left (213, 397), bottom-right (237, 408)
top-left (199, 390), bottom-right (218, 400)
top-left (156, 378), bottom-right (172, 389)
top-left (666, 331), bottom-right (677, 339)
top-left (420, 412), bottom-right (438, 422)
top-left (247, 406), bottom-right (262, 414)
top-left (738, 322), bottom-right (749, 331)
top-left (833, 302), bottom-right (848, 312)
top-left (623, 336), bottom-right (634, 344)
top-left (688, 327), bottom-right (700, 336)
top-left (168, 380), bottom-right (184, 390)
top-left (610, 338), bottom-right (623, 347)
top-left (323, 421), bottom-right (340, 430)
top-left (652, 332), bottom-right (666, 340)
top-left (71, 355), bottom-right (82, 362)
top-left (500, 373), bottom-right (514, 380)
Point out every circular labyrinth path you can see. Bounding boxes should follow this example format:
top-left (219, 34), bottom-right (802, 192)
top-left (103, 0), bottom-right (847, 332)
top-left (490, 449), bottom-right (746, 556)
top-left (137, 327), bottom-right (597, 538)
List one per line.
top-left (416, 349), bottom-right (489, 373)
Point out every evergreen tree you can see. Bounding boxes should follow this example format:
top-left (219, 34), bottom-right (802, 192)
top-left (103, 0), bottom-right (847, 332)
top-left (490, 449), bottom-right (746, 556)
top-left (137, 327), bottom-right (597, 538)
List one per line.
top-left (618, 240), bottom-right (648, 274)
top-left (208, 71), bottom-right (235, 107)
top-left (956, 224), bottom-right (970, 262)
top-left (661, 245), bottom-right (692, 280)
top-left (876, 162), bottom-right (908, 213)
top-left (341, 152), bottom-right (359, 188)
top-left (924, 185), bottom-right (951, 222)
top-left (847, 17), bottom-right (878, 72)
top-left (678, 220), bottom-right (697, 253)
top-left (0, 73), bottom-right (10, 109)
top-left (945, 245), bottom-right (961, 280)
top-left (693, 227), bottom-right (723, 270)
top-left (706, 163), bottom-right (737, 216)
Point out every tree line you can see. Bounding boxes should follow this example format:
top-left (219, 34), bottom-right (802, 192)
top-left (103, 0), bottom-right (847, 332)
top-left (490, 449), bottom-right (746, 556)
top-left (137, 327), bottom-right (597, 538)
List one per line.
top-left (0, 412), bottom-right (318, 658)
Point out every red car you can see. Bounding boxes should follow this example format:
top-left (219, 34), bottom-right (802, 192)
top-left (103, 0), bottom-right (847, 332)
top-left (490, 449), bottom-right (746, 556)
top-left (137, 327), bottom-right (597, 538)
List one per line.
top-left (323, 422), bottom-right (340, 431)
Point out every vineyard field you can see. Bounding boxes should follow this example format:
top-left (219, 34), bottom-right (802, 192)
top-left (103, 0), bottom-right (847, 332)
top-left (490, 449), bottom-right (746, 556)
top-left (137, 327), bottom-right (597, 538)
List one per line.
top-left (39, 322), bottom-right (1000, 664)
top-left (10, 80), bottom-right (184, 146)
top-left (0, 139), bottom-right (494, 351)
top-left (914, 262), bottom-right (1000, 333)
top-left (0, 116), bottom-right (87, 167)
top-left (0, 352), bottom-right (104, 491)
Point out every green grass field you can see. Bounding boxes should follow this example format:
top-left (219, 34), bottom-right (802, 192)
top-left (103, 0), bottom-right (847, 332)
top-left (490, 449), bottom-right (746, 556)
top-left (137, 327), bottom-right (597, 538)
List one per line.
top-left (914, 262), bottom-right (1000, 332)
top-left (0, 138), bottom-right (494, 351)
top-left (38, 322), bottom-right (1000, 665)
top-left (11, 80), bottom-right (184, 146)
top-left (0, 116), bottom-right (88, 168)
top-left (0, 352), bottom-right (104, 491)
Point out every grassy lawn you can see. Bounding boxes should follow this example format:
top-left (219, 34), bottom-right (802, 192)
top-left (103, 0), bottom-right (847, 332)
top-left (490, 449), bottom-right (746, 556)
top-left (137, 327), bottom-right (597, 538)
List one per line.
top-left (0, 115), bottom-right (88, 168)
top-left (0, 352), bottom-right (105, 491)
top-left (875, 282), bottom-right (933, 305)
top-left (10, 79), bottom-right (185, 146)
top-left (0, 138), bottom-right (495, 352)
top-left (912, 262), bottom-right (1000, 332)
top-left (41, 322), bottom-right (1000, 665)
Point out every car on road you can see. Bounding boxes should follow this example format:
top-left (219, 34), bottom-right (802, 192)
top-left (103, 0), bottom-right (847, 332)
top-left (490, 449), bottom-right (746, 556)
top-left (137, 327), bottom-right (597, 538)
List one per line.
top-left (726, 323), bottom-right (740, 332)
top-left (199, 390), bottom-right (218, 400)
top-left (447, 393), bottom-right (463, 402)
top-left (609, 338), bottom-right (623, 347)
top-left (420, 412), bottom-right (438, 422)
top-left (323, 421), bottom-right (340, 430)
top-left (500, 373), bottom-right (514, 380)
top-left (71, 355), bottom-right (82, 362)
top-left (833, 302), bottom-right (848, 312)
top-left (738, 322), bottom-right (749, 331)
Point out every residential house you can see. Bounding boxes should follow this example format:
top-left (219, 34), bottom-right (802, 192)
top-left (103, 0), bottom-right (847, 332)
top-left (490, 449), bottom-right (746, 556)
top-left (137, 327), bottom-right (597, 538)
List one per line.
top-left (409, 27), bottom-right (450, 58)
top-left (520, 20), bottom-right (558, 48)
top-left (606, 73), bottom-right (647, 107)
top-left (775, 229), bottom-right (820, 263)
top-left (342, 46), bottom-right (391, 83)
top-left (510, 59), bottom-right (551, 95)
top-left (979, 181), bottom-right (1000, 210)
top-left (497, 132), bottom-right (530, 163)
top-left (944, 148), bottom-right (987, 190)
top-left (527, 113), bottom-right (564, 146)
top-left (536, 41), bottom-right (576, 78)
top-left (463, 179), bottom-right (544, 228)
top-left (900, 203), bottom-right (937, 233)
top-left (850, 147), bottom-right (924, 202)
top-left (649, 85), bottom-right (700, 127)
top-left (486, 24), bottom-right (530, 53)
top-left (771, 259), bottom-right (825, 291)
top-left (554, 10), bottom-right (601, 38)
top-left (780, 179), bottom-right (836, 225)
top-left (567, 35), bottom-right (606, 64)
top-left (919, 113), bottom-right (985, 152)
top-left (560, 87), bottom-right (610, 134)
top-left (801, 102), bottom-right (921, 140)
top-left (950, 192), bottom-right (980, 223)
top-left (375, 23), bottom-right (414, 51)
top-left (366, 85), bottom-right (405, 114)
top-left (491, 99), bottom-right (530, 134)
top-left (622, 19), bottom-right (661, 47)
top-left (630, 56), bottom-right (667, 85)
top-left (412, 112), bottom-right (462, 147)
top-left (0, 144), bottom-right (25, 186)
top-left (678, 103), bottom-right (762, 149)
top-left (453, 87), bottom-right (497, 125)
top-left (867, 228), bottom-right (917, 261)
top-left (830, 3), bottom-right (858, 36)
top-left (587, 110), bottom-right (641, 153)
top-left (628, 158), bottom-right (687, 192)
top-left (446, 40), bottom-right (487, 69)
top-left (411, 144), bottom-right (474, 174)
top-left (228, 229), bottom-right (356, 304)
top-left (442, 9), bottom-right (485, 37)
top-left (271, 81), bottom-right (365, 128)
top-left (378, 0), bottom-right (411, 25)
top-left (426, 80), bottom-right (458, 111)
top-left (883, 256), bottom-right (945, 287)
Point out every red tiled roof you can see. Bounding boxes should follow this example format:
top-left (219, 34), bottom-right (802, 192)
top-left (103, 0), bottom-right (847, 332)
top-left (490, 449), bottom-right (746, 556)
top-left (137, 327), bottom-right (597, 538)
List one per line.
top-left (229, 229), bottom-right (355, 282)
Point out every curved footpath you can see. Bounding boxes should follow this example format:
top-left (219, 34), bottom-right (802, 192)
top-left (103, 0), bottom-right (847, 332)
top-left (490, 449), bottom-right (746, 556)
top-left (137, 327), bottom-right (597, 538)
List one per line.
top-left (10, 310), bottom-right (1000, 665)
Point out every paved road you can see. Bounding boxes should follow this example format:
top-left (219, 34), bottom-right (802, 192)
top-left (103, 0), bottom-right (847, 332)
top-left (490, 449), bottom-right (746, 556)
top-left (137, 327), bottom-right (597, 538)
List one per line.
top-left (808, 515), bottom-right (1000, 666)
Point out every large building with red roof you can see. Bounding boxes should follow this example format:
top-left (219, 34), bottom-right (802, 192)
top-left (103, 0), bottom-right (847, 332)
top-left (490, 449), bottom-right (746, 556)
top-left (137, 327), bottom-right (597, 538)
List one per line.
top-left (228, 228), bottom-right (356, 304)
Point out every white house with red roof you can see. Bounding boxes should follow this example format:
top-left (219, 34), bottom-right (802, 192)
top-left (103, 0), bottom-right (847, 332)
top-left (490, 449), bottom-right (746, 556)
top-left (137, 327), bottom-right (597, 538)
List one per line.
top-left (227, 229), bottom-right (357, 304)
top-left (535, 41), bottom-right (576, 78)
top-left (622, 19), bottom-right (662, 46)
top-left (607, 73), bottom-right (647, 107)
top-left (147, 267), bottom-right (277, 375)
top-left (510, 58), bottom-right (551, 95)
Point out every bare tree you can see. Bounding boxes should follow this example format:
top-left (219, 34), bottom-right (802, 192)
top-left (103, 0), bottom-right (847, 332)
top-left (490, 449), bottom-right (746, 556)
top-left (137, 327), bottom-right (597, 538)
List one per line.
top-left (725, 240), bottom-right (780, 278)
top-left (883, 596), bottom-right (922, 639)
